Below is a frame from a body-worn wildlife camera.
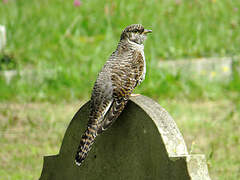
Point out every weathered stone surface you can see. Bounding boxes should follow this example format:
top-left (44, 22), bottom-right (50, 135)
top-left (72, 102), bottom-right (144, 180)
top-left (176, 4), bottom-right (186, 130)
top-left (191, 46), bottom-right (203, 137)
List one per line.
top-left (0, 25), bottom-right (6, 51)
top-left (0, 70), bottom-right (17, 84)
top-left (158, 57), bottom-right (233, 81)
top-left (39, 95), bottom-right (211, 180)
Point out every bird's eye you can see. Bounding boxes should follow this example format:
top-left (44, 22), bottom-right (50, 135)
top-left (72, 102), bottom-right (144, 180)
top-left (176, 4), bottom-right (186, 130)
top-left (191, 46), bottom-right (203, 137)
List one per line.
top-left (133, 29), bottom-right (138, 33)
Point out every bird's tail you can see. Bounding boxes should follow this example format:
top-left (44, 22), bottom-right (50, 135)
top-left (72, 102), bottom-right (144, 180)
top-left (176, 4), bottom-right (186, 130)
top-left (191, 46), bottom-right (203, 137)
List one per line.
top-left (75, 126), bottom-right (97, 166)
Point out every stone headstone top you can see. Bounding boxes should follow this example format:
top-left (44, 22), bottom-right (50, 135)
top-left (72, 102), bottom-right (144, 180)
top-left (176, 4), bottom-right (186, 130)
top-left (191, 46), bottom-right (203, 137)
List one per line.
top-left (0, 25), bottom-right (6, 51)
top-left (39, 95), bottom-right (211, 180)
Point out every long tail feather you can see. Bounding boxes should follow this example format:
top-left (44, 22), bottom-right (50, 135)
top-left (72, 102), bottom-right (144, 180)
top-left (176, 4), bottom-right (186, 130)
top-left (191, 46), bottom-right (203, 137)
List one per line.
top-left (75, 126), bottom-right (97, 166)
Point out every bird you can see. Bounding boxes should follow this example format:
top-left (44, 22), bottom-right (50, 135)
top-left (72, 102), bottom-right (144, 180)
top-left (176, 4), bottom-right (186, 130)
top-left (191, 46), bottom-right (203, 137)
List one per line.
top-left (75, 24), bottom-right (152, 166)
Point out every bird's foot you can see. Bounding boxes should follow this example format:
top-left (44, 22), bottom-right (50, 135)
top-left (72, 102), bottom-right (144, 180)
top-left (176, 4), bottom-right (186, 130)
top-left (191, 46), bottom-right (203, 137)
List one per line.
top-left (131, 93), bottom-right (141, 97)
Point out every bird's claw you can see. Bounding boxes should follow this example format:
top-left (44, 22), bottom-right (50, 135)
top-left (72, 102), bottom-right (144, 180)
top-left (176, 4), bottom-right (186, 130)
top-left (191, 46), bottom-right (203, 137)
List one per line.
top-left (131, 94), bottom-right (140, 97)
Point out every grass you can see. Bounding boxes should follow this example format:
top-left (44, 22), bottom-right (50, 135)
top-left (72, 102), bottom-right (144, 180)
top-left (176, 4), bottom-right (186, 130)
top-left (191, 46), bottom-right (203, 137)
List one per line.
top-left (0, 0), bottom-right (240, 179)
top-left (0, 98), bottom-right (239, 179)
top-left (0, 101), bottom-right (81, 179)
top-left (0, 0), bottom-right (240, 101)
top-left (162, 98), bottom-right (240, 179)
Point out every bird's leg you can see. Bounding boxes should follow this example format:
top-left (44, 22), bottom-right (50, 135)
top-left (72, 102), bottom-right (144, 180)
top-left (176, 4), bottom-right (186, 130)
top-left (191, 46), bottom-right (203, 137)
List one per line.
top-left (131, 93), bottom-right (140, 97)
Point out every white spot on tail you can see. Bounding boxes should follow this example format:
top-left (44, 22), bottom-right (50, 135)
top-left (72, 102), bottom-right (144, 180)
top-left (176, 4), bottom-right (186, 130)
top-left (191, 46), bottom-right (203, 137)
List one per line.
top-left (75, 160), bottom-right (81, 166)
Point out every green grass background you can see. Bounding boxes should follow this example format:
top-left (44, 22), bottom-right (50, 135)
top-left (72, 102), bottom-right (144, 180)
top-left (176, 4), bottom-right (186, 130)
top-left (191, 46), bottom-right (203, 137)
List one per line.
top-left (0, 0), bottom-right (240, 179)
top-left (0, 0), bottom-right (240, 101)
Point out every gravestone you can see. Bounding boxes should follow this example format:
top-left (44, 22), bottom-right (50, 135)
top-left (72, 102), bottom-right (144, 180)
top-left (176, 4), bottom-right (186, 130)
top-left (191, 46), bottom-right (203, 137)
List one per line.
top-left (39, 95), bottom-right (211, 180)
top-left (158, 57), bottom-right (233, 81)
top-left (0, 25), bottom-right (6, 51)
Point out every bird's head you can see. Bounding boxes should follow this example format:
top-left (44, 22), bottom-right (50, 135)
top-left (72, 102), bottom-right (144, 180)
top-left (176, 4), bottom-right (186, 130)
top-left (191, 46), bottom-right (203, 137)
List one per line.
top-left (120, 24), bottom-right (152, 45)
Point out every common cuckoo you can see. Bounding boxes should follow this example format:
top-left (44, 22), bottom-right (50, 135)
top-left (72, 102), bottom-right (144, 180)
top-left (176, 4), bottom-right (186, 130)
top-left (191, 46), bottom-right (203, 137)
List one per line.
top-left (75, 24), bottom-right (152, 166)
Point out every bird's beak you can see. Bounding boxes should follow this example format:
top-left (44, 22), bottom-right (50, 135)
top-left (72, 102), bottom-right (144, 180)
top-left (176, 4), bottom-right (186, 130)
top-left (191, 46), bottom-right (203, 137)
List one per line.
top-left (143, 29), bottom-right (152, 34)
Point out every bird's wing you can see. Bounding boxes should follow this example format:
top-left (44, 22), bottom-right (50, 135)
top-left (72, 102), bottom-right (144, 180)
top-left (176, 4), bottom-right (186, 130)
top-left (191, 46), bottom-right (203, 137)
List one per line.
top-left (99, 50), bottom-right (145, 132)
top-left (75, 75), bottom-right (113, 166)
top-left (112, 50), bottom-right (145, 96)
top-left (88, 72), bottom-right (113, 130)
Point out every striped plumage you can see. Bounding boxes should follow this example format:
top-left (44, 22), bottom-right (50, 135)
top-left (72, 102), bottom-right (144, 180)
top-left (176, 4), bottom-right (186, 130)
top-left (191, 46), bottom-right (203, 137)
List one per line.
top-left (75, 24), bottom-right (152, 166)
